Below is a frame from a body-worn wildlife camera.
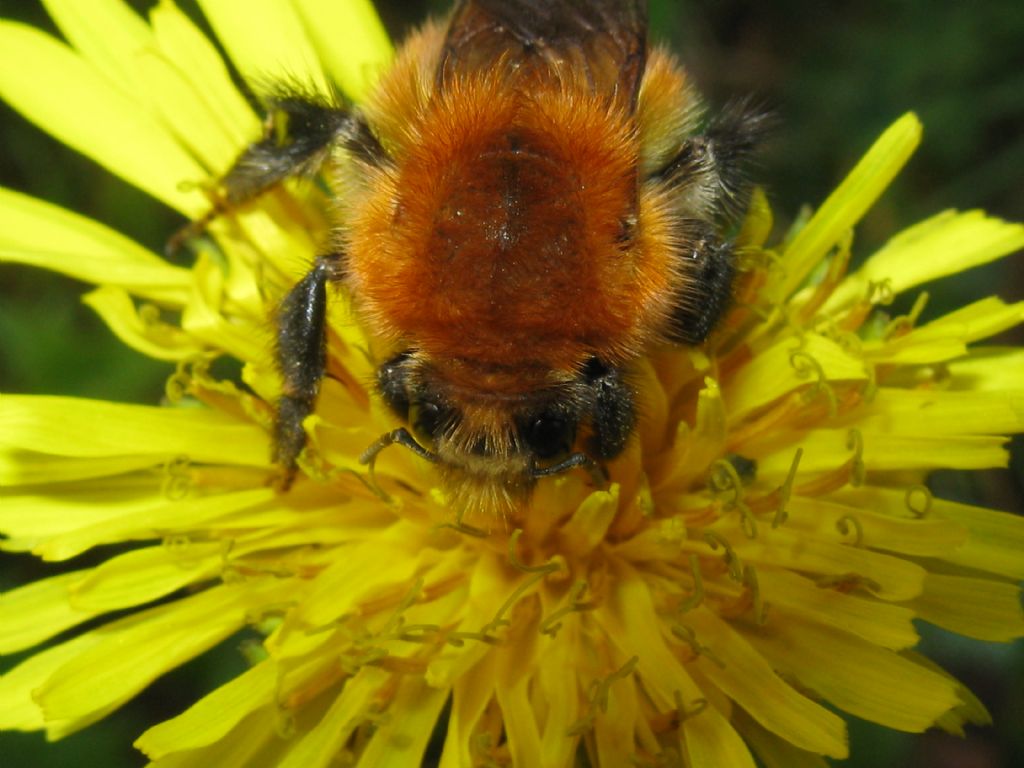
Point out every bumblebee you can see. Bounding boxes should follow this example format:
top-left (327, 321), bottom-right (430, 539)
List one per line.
top-left (192, 0), bottom-right (765, 511)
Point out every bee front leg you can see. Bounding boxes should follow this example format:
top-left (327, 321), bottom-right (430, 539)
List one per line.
top-left (274, 253), bottom-right (342, 487)
top-left (583, 358), bottom-right (636, 461)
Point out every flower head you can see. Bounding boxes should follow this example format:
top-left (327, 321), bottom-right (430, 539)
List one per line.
top-left (2, 2), bottom-right (1024, 767)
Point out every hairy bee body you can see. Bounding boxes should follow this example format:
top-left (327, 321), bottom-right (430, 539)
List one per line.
top-left (198, 0), bottom-right (765, 512)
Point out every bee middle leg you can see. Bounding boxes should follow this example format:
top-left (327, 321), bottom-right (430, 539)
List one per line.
top-left (666, 221), bottom-right (736, 344)
top-left (274, 251), bottom-right (344, 487)
top-left (656, 101), bottom-right (770, 345)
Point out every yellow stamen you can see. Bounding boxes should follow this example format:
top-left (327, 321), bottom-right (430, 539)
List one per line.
top-left (905, 484), bottom-right (933, 518)
top-left (836, 514), bottom-right (865, 546)
top-left (677, 554), bottom-right (705, 613)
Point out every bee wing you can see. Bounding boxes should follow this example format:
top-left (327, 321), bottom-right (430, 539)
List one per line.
top-left (439, 0), bottom-right (648, 108)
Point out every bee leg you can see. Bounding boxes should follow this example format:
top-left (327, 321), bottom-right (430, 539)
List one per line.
top-left (654, 101), bottom-right (770, 223)
top-left (274, 252), bottom-right (343, 487)
top-left (358, 427), bottom-right (439, 500)
top-left (526, 452), bottom-right (607, 490)
top-left (583, 359), bottom-right (636, 461)
top-left (666, 225), bottom-right (736, 345)
top-left (218, 95), bottom-right (363, 205)
top-left (653, 104), bottom-right (769, 346)
top-left (359, 428), bottom-right (440, 468)
top-left (529, 452), bottom-right (596, 478)
top-left (702, 100), bottom-right (772, 214)
top-left (168, 91), bottom-right (384, 253)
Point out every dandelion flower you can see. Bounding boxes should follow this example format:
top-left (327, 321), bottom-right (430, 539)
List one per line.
top-left (2, 2), bottom-right (1024, 767)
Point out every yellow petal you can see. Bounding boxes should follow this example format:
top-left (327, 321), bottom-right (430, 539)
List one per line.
top-left (536, 632), bottom-right (581, 766)
top-left (182, 255), bottom-right (275, 367)
top-left (0, 571), bottom-right (97, 654)
top-left (147, 706), bottom-right (286, 767)
top-left (40, 0), bottom-right (233, 172)
top-left (910, 573), bottom-right (1024, 642)
top-left (293, 0), bottom-right (393, 102)
top-left (0, 478), bottom-right (161, 540)
top-left (733, 525), bottom-right (926, 601)
top-left (825, 209), bottom-right (1024, 312)
top-left (42, 0), bottom-right (151, 92)
top-left (737, 186), bottom-right (774, 248)
top-left (861, 335), bottom-right (966, 365)
top-left (83, 287), bottom-right (209, 361)
top-left (937, 508), bottom-right (1024, 580)
top-left (949, 347), bottom-right (1024, 391)
top-left (687, 608), bottom-right (847, 757)
top-left (0, 483), bottom-right (275, 561)
top-left (291, 522), bottom-right (429, 628)
top-left (740, 712), bottom-right (831, 768)
top-left (129, 40), bottom-right (244, 173)
top-left (277, 666), bottom-right (390, 768)
top-left (494, 623), bottom-right (544, 768)
top-left (593, 659), bottom-right (640, 766)
top-left (135, 661), bottom-right (276, 758)
top-left (833, 487), bottom-right (1024, 580)
top-left (223, 204), bottom-right (322, 282)
top-left (785, 495), bottom-right (967, 558)
top-left (69, 542), bottom-right (224, 612)
top-left (744, 616), bottom-right (960, 732)
top-left (723, 333), bottom-right (866, 423)
top-left (0, 451), bottom-right (162, 486)
top-left (859, 433), bottom-right (1009, 471)
top-left (0, 22), bottom-right (207, 214)
top-left (35, 580), bottom-right (290, 722)
top-left (755, 428), bottom-right (1009, 477)
top-left (426, 556), bottom-right (520, 689)
top-left (681, 703), bottom-right (758, 768)
top-left (867, 298), bottom-right (1024, 364)
top-left (691, 379), bottom-right (728, 463)
top-left (856, 388), bottom-right (1024, 436)
top-left (438, 650), bottom-right (499, 768)
top-left (229, 516), bottom-right (366, 559)
top-left (598, 561), bottom-right (704, 709)
top-left (150, 0), bottom-right (261, 148)
top-left (769, 113), bottom-right (922, 302)
top-left (920, 296), bottom-right (1024, 343)
top-left (39, 488), bottom-right (277, 562)
top-left (559, 485), bottom-right (619, 558)
top-left (659, 378), bottom-right (728, 491)
top-left (903, 650), bottom-right (992, 735)
top-left (0, 187), bottom-right (191, 304)
top-left (0, 395), bottom-right (269, 466)
top-left (0, 633), bottom-right (100, 731)
top-left (196, 0), bottom-right (330, 96)
top-left (356, 677), bottom-right (450, 768)
top-left (757, 569), bottom-right (919, 650)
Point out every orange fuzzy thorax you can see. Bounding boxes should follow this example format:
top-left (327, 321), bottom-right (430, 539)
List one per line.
top-left (339, 32), bottom-right (694, 398)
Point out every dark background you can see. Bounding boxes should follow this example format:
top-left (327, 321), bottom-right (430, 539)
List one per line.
top-left (1, 0), bottom-right (1022, 766)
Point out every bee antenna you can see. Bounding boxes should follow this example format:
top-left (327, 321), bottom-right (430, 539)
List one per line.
top-left (360, 428), bottom-right (440, 468)
top-left (529, 453), bottom-right (608, 487)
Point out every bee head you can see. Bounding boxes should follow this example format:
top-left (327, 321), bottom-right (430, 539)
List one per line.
top-left (369, 350), bottom-right (637, 510)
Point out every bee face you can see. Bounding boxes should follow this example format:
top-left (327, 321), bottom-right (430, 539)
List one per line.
top-left (374, 351), bottom-right (607, 495)
top-left (198, 0), bottom-right (767, 507)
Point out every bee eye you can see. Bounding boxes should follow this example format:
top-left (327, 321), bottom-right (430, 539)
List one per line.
top-left (409, 399), bottom-right (449, 445)
top-left (521, 411), bottom-right (576, 461)
top-left (377, 352), bottom-right (412, 419)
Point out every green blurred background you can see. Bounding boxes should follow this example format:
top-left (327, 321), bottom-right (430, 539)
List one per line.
top-left (1, 0), bottom-right (1021, 766)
